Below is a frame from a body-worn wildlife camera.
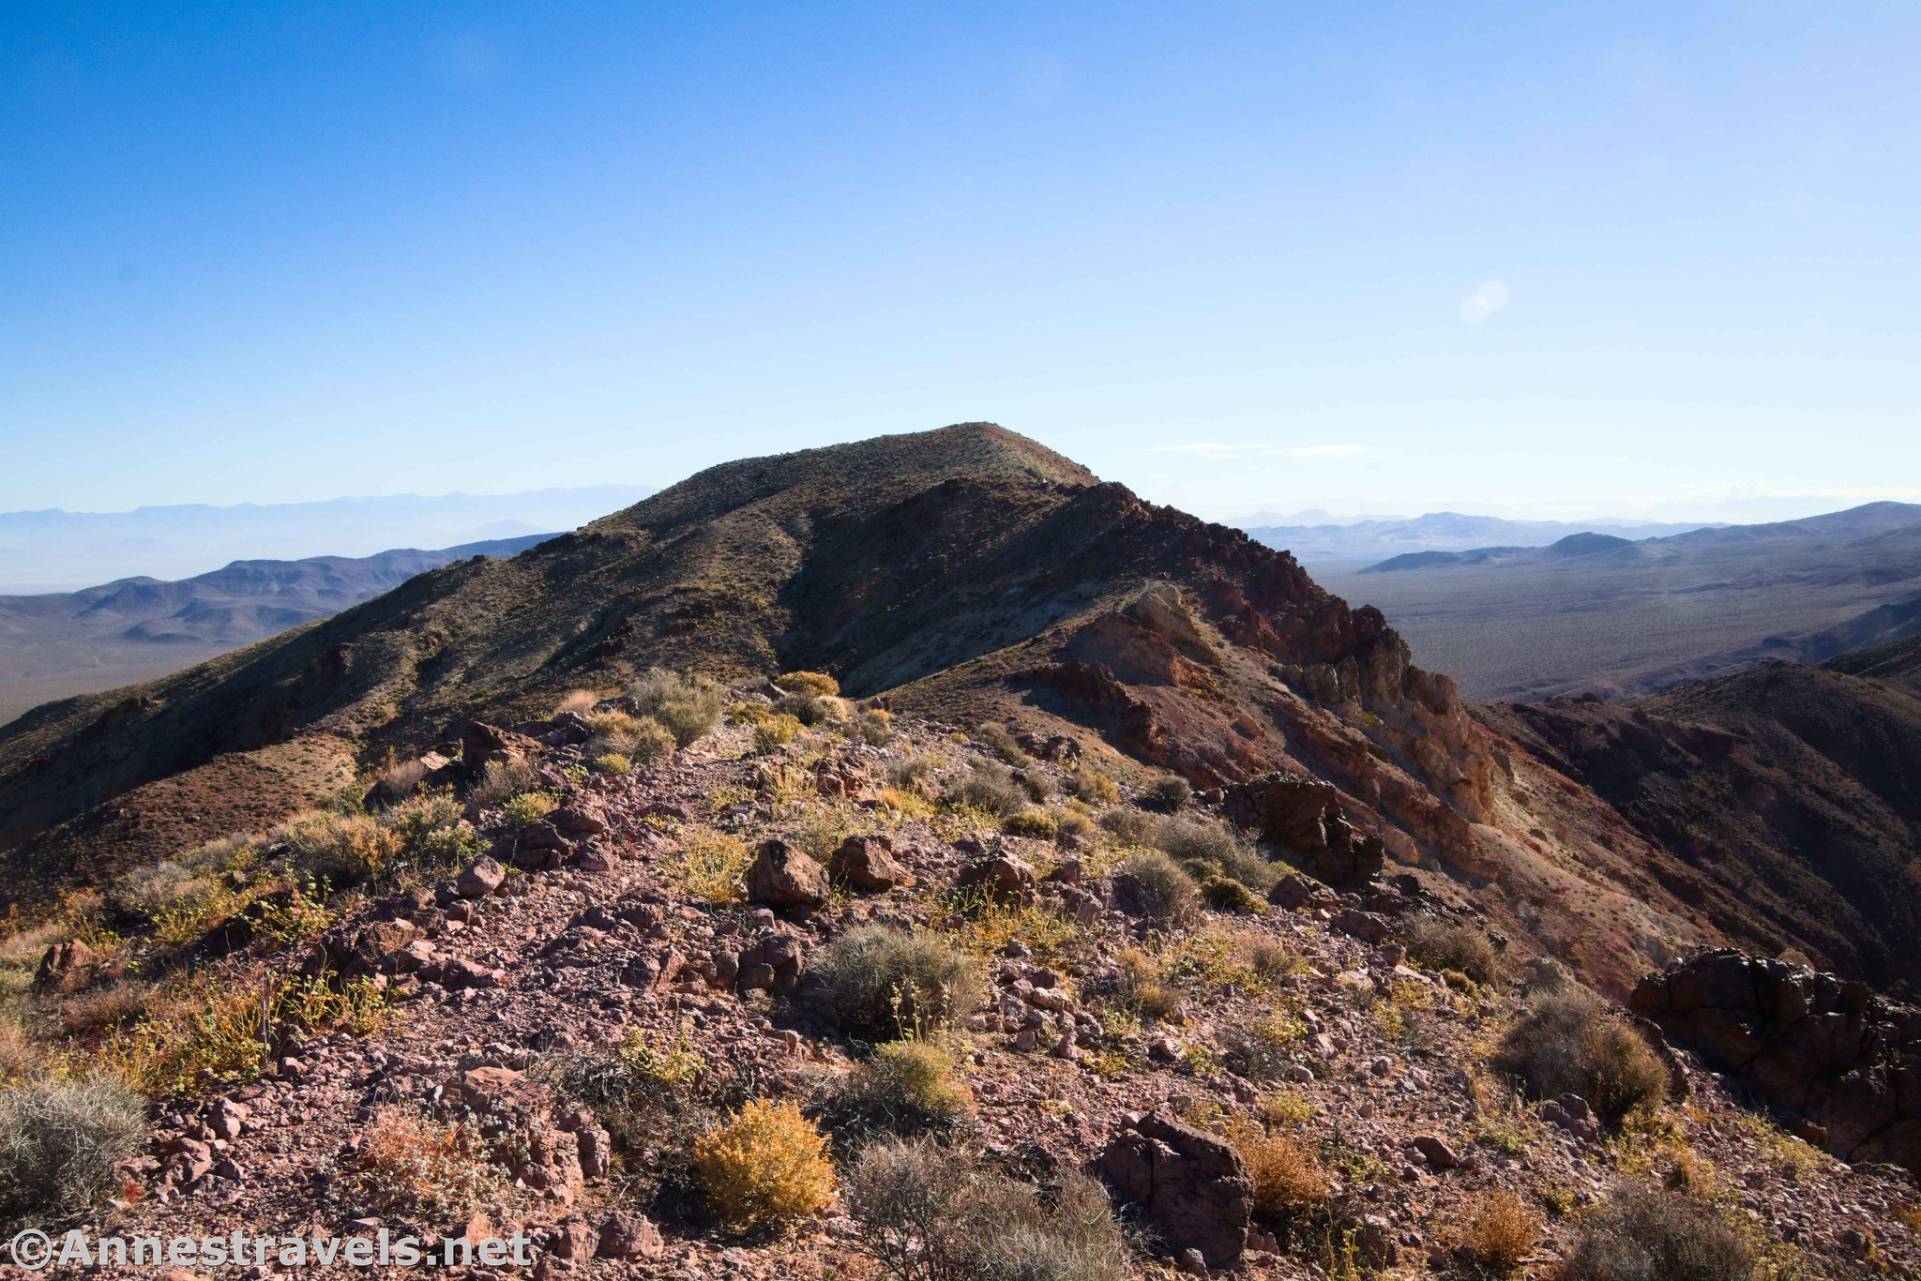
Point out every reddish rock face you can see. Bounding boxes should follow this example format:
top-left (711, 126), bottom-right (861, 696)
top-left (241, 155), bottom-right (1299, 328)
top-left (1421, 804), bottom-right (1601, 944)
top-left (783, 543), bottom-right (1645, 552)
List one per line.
top-left (827, 833), bottom-right (909, 891)
top-left (745, 838), bottom-right (829, 908)
top-left (1098, 1113), bottom-right (1253, 1267)
top-left (1632, 949), bottom-right (1921, 1175)
top-left (1222, 772), bottom-right (1386, 885)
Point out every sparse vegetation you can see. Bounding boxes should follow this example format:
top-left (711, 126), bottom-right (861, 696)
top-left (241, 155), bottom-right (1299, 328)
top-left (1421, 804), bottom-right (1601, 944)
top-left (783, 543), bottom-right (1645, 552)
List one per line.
top-left (817, 926), bottom-right (983, 1041)
top-left (354, 1106), bottom-right (499, 1221)
top-left (1227, 1120), bottom-right (1329, 1219)
top-left (1116, 849), bottom-right (1201, 922)
top-left (591, 751), bottom-right (632, 775)
top-left (630, 667), bottom-right (726, 747)
top-left (1068, 767), bottom-right (1118, 804)
top-left (500, 789), bottom-right (558, 827)
top-left (1559, 1183), bottom-right (1757, 1281)
top-left (949, 760), bottom-right (1030, 818)
top-left (1202, 875), bottom-right (1264, 913)
top-left (754, 713), bottom-right (803, 751)
top-left (776, 671), bottom-right (840, 697)
top-left (0, 1077), bottom-right (146, 1227)
top-left (1494, 987), bottom-right (1667, 1126)
top-left (1151, 813), bottom-right (1276, 893)
top-left (1464, 1188), bottom-right (1541, 1273)
top-left (676, 828), bottom-right (752, 904)
top-left (971, 722), bottom-right (1026, 764)
top-left (1141, 775), bottom-right (1192, 811)
top-left (847, 1137), bottom-right (1131, 1281)
top-left (820, 1039), bottom-right (971, 1142)
top-left (694, 1098), bottom-right (836, 1233)
top-left (1002, 807), bottom-right (1058, 839)
top-left (1403, 915), bottom-right (1499, 985)
top-left (470, 756), bottom-right (541, 807)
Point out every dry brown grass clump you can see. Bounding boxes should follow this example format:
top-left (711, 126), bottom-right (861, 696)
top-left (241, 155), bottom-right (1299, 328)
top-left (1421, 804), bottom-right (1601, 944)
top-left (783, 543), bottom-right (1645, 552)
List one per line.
top-left (1115, 850), bottom-right (1201, 922)
top-left (694, 1099), bottom-right (836, 1233)
top-left (1227, 1121), bottom-right (1329, 1218)
top-left (847, 1137), bottom-right (1130, 1281)
top-left (1403, 915), bottom-right (1500, 984)
top-left (1464, 1188), bottom-right (1542, 1273)
top-left (676, 829), bottom-right (752, 904)
top-left (630, 668), bottom-right (726, 747)
top-left (1558, 1183), bottom-right (1757, 1281)
top-left (775, 671), bottom-right (840, 697)
top-left (971, 722), bottom-right (1026, 764)
top-left (0, 1077), bottom-right (146, 1227)
top-left (354, 1106), bottom-right (499, 1221)
top-left (821, 1039), bottom-right (972, 1142)
top-left (469, 756), bottom-right (541, 807)
top-left (1494, 987), bottom-right (1667, 1126)
top-left (1141, 775), bottom-right (1192, 810)
top-left (817, 926), bottom-right (983, 1041)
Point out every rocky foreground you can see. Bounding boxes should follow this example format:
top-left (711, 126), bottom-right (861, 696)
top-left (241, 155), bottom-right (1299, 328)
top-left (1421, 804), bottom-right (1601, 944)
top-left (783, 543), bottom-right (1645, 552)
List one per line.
top-left (10, 687), bottom-right (1920, 1279)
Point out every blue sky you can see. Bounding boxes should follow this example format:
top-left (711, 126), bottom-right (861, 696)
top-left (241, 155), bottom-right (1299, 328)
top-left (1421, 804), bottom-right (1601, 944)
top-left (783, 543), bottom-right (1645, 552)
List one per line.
top-left (3, 2), bottom-right (1917, 522)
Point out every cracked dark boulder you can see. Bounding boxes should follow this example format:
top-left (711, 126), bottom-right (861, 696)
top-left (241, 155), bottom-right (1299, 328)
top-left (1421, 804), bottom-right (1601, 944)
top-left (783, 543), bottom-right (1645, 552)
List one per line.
top-left (1097, 1113), bottom-right (1252, 1266)
top-left (1631, 949), bottom-right (1921, 1174)
top-left (1222, 771), bottom-right (1385, 885)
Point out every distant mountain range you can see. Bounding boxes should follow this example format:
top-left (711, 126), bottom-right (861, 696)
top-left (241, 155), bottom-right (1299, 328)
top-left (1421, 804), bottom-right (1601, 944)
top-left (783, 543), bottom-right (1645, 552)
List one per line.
top-left (1243, 511), bottom-right (1718, 568)
top-left (0, 485), bottom-right (650, 593)
top-left (1314, 501), bottom-right (1921, 700)
top-left (0, 534), bottom-right (551, 725)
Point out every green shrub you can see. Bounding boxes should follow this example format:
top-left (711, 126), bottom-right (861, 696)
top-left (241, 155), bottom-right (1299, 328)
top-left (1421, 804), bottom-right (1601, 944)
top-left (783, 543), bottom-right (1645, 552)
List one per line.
top-left (1142, 775), bottom-right (1192, 811)
top-left (817, 927), bottom-right (983, 1041)
top-left (630, 668), bottom-right (725, 747)
top-left (1494, 988), bottom-right (1667, 1126)
top-left (847, 1138), bottom-right (1130, 1281)
top-left (1116, 850), bottom-right (1201, 922)
top-left (1402, 916), bottom-right (1499, 984)
top-left (1002, 808), bottom-right (1058, 839)
top-left (500, 790), bottom-right (558, 828)
top-left (470, 757), bottom-right (541, 807)
top-left (591, 752), bottom-right (632, 776)
top-left (0, 1078), bottom-right (146, 1227)
top-left (1560, 1183), bottom-right (1757, 1281)
top-left (754, 714), bottom-right (804, 751)
top-left (1202, 876), bottom-right (1264, 913)
top-left (275, 811), bottom-right (401, 885)
top-left (822, 1040), bottom-right (971, 1142)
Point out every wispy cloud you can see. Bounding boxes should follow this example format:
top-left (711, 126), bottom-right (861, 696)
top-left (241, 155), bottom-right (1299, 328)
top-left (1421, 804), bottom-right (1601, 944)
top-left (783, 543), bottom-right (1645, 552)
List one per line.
top-left (1150, 442), bottom-right (1377, 461)
top-left (1458, 279), bottom-right (1510, 325)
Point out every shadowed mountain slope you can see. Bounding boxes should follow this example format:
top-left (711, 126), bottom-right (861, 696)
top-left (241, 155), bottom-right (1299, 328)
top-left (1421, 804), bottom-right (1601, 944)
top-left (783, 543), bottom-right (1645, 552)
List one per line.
top-left (0, 535), bottom-right (551, 725)
top-left (1481, 635), bottom-right (1921, 991)
top-left (1, 424), bottom-right (1746, 992)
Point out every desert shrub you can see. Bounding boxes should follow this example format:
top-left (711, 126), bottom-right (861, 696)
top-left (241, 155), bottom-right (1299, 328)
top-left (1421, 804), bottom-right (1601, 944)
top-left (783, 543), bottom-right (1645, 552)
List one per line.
top-left (1098, 805), bottom-right (1157, 846)
top-left (1494, 988), bottom-right (1667, 1126)
top-left (591, 752), bottom-right (632, 775)
top-left (0, 1078), bottom-right (146, 1227)
top-left (857, 708), bottom-right (896, 745)
top-left (1249, 940), bottom-right (1296, 983)
top-left (1053, 810), bottom-right (1095, 842)
top-left (1002, 807), bottom-right (1058, 840)
top-left (1403, 916), bottom-right (1499, 985)
top-left (469, 756), bottom-right (540, 807)
top-left (677, 829), bottom-right (752, 904)
top-left (821, 1039), bottom-right (971, 1143)
top-left (971, 722), bottom-right (1026, 764)
top-left (377, 792), bottom-right (478, 870)
top-left (619, 1020), bottom-right (704, 1087)
top-left (1067, 768), bottom-right (1119, 804)
top-left (628, 716), bottom-right (678, 763)
top-left (1111, 947), bottom-right (1180, 1022)
top-left (58, 983), bottom-right (153, 1038)
top-left (0, 1018), bottom-right (41, 1083)
top-left (1464, 1188), bottom-right (1541, 1273)
top-left (500, 790), bottom-right (558, 828)
top-left (888, 754), bottom-right (941, 791)
top-left (817, 927), bottom-right (983, 1041)
top-left (1559, 1183), bottom-right (1756, 1281)
top-left (1141, 775), bottom-right (1192, 811)
top-left (554, 688), bottom-right (600, 716)
top-left (630, 668), bottom-right (725, 747)
top-left (695, 1099), bottom-right (836, 1233)
top-left (109, 860), bottom-right (198, 924)
top-left (1224, 1008), bottom-right (1308, 1082)
top-left (354, 1105), bottom-right (498, 1220)
top-left (776, 671), bottom-right (841, 697)
top-left (585, 708), bottom-right (644, 753)
top-left (372, 756), bottom-right (430, 802)
top-left (1116, 850), bottom-right (1201, 923)
top-left (276, 811), bottom-right (402, 885)
top-left (847, 1137), bottom-right (1130, 1281)
top-left (754, 714), bottom-right (804, 751)
top-left (1225, 1121), bottom-right (1328, 1219)
top-left (1153, 815), bottom-right (1275, 892)
top-left (777, 691), bottom-right (835, 726)
top-left (1014, 769), bottom-right (1053, 803)
top-left (951, 762), bottom-right (1029, 818)
top-left (1202, 876), bottom-right (1264, 913)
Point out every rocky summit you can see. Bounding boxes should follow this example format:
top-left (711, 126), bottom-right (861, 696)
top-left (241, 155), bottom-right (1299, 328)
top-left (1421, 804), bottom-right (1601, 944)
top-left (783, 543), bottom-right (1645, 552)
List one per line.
top-left (1, 426), bottom-right (1917, 1280)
